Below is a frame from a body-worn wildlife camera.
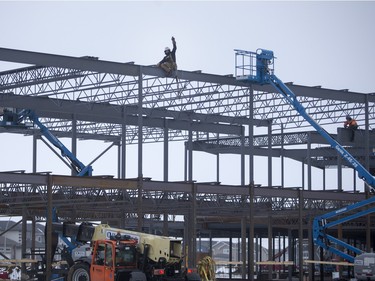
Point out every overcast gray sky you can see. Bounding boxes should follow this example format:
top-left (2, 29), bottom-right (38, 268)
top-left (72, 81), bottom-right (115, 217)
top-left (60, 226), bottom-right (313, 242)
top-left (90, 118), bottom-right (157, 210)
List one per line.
top-left (0, 1), bottom-right (374, 190)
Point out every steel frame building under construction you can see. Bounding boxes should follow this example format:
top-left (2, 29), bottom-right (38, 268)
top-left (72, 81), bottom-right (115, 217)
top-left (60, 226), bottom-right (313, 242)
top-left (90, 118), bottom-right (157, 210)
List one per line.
top-left (0, 47), bottom-right (374, 280)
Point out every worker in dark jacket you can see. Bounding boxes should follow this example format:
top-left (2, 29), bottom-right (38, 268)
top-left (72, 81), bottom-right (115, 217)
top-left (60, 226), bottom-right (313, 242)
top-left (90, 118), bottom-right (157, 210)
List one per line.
top-left (157, 36), bottom-right (177, 76)
top-left (344, 115), bottom-right (358, 141)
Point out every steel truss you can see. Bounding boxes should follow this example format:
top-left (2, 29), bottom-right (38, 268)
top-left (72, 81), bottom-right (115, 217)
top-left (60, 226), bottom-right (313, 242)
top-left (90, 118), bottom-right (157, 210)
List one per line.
top-left (0, 48), bottom-right (374, 140)
top-left (0, 173), bottom-right (371, 234)
top-left (0, 47), bottom-right (374, 254)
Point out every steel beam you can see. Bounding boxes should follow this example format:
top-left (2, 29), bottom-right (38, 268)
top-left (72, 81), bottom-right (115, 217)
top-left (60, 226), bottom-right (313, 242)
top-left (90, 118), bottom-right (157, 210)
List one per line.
top-left (0, 47), bottom-right (372, 102)
top-left (0, 93), bottom-right (244, 135)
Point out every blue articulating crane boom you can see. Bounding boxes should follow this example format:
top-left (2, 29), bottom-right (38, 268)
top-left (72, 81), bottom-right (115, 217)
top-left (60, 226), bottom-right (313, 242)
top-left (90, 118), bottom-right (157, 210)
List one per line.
top-left (0, 108), bottom-right (93, 176)
top-left (234, 49), bottom-right (375, 263)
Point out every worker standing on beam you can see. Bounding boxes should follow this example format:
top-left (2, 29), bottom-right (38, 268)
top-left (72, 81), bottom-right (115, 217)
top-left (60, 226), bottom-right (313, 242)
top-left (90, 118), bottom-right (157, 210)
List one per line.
top-left (157, 36), bottom-right (177, 77)
top-left (344, 115), bottom-right (358, 141)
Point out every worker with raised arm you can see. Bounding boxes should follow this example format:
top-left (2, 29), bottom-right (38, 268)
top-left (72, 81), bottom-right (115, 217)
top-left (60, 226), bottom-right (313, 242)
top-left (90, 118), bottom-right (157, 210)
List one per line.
top-left (157, 36), bottom-right (177, 77)
top-left (344, 115), bottom-right (358, 141)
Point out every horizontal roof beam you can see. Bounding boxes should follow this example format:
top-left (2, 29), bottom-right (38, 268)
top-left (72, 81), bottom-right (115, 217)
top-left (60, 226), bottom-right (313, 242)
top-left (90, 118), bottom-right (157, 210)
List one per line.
top-left (0, 47), bottom-right (371, 103)
top-left (0, 93), bottom-right (243, 135)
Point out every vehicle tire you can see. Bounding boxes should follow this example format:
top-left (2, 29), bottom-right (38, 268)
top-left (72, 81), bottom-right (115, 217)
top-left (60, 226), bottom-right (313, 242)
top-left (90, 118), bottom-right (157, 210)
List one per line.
top-left (67, 263), bottom-right (90, 281)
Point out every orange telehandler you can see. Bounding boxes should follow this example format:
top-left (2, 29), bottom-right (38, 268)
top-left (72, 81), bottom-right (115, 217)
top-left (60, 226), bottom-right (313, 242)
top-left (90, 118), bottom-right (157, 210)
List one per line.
top-left (69, 235), bottom-right (148, 281)
top-left (48, 223), bottom-right (200, 281)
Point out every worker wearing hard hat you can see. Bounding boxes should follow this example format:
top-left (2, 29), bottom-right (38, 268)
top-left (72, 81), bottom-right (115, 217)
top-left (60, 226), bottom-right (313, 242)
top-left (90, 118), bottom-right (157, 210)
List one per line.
top-left (344, 115), bottom-right (358, 141)
top-left (157, 36), bottom-right (177, 77)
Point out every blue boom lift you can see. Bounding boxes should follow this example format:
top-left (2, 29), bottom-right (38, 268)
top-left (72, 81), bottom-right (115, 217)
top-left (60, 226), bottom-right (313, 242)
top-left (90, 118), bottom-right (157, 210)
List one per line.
top-left (0, 108), bottom-right (93, 176)
top-left (1, 107), bottom-right (94, 279)
top-left (234, 49), bottom-right (375, 267)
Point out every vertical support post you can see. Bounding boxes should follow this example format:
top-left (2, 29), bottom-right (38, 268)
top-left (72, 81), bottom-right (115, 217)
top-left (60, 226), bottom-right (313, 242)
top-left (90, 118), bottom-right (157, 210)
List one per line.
top-left (249, 86), bottom-right (254, 185)
top-left (71, 114), bottom-right (77, 176)
top-left (367, 207), bottom-right (372, 253)
top-left (308, 217), bottom-right (313, 281)
top-left (184, 144), bottom-right (187, 181)
top-left (117, 143), bottom-right (121, 178)
top-left (31, 217), bottom-right (37, 272)
top-left (138, 66), bottom-right (143, 179)
top-left (337, 150), bottom-right (343, 191)
top-left (241, 216), bottom-right (247, 279)
top-left (32, 133), bottom-right (37, 173)
top-left (163, 119), bottom-right (169, 236)
top-left (272, 236), bottom-right (275, 264)
top-left (307, 133), bottom-right (312, 191)
top-left (209, 230), bottom-right (213, 257)
top-left (281, 125), bottom-right (285, 187)
top-left (288, 228), bottom-right (293, 281)
top-left (121, 106), bottom-right (127, 179)
top-left (137, 66), bottom-right (143, 231)
top-left (298, 189), bottom-right (304, 281)
top-left (241, 126), bottom-right (245, 185)
top-left (301, 161), bottom-right (305, 190)
top-left (365, 96), bottom-right (371, 252)
top-left (164, 119), bottom-right (169, 181)
top-left (188, 125), bottom-right (193, 182)
top-left (216, 133), bottom-right (220, 183)
top-left (216, 152), bottom-right (220, 183)
top-left (249, 182), bottom-right (255, 281)
top-left (137, 179), bottom-right (143, 232)
top-left (31, 217), bottom-right (36, 261)
top-left (189, 183), bottom-right (197, 267)
top-left (268, 216), bottom-right (273, 281)
top-left (267, 121), bottom-right (272, 186)
top-left (283, 235), bottom-right (286, 267)
top-left (163, 213), bottom-right (168, 236)
top-left (46, 175), bottom-right (53, 281)
top-left (229, 235), bottom-right (233, 279)
top-left (259, 235), bottom-right (262, 266)
top-left (365, 95), bottom-right (370, 182)
top-left (21, 208), bottom-right (27, 273)
top-left (183, 215), bottom-right (189, 268)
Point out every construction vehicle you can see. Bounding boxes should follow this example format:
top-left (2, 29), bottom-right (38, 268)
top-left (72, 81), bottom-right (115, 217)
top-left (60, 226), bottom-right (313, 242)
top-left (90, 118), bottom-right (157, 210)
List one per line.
top-left (234, 49), bottom-right (375, 278)
top-left (71, 235), bottom-right (147, 281)
top-left (50, 222), bottom-right (200, 281)
top-left (0, 107), bottom-right (93, 176)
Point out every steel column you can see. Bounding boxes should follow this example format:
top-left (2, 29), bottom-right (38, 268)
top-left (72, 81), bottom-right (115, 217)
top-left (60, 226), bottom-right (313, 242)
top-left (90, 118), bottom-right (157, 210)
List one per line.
top-left (307, 134), bottom-right (311, 190)
top-left (32, 133), bottom-right (37, 173)
top-left (21, 208), bottom-right (27, 273)
top-left (45, 175), bottom-right (53, 281)
top-left (281, 125), bottom-right (285, 187)
top-left (71, 114), bottom-right (77, 176)
top-left (241, 216), bottom-right (246, 279)
top-left (298, 189), bottom-right (304, 281)
top-left (267, 121), bottom-right (272, 186)
top-left (249, 85), bottom-right (254, 185)
top-left (268, 216), bottom-right (273, 280)
top-left (337, 149), bottom-right (343, 191)
top-left (121, 107), bottom-right (126, 179)
top-left (188, 125), bottom-right (193, 182)
top-left (164, 119), bottom-right (169, 181)
top-left (241, 128), bottom-right (245, 185)
top-left (138, 66), bottom-right (143, 178)
top-left (249, 183), bottom-right (255, 281)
